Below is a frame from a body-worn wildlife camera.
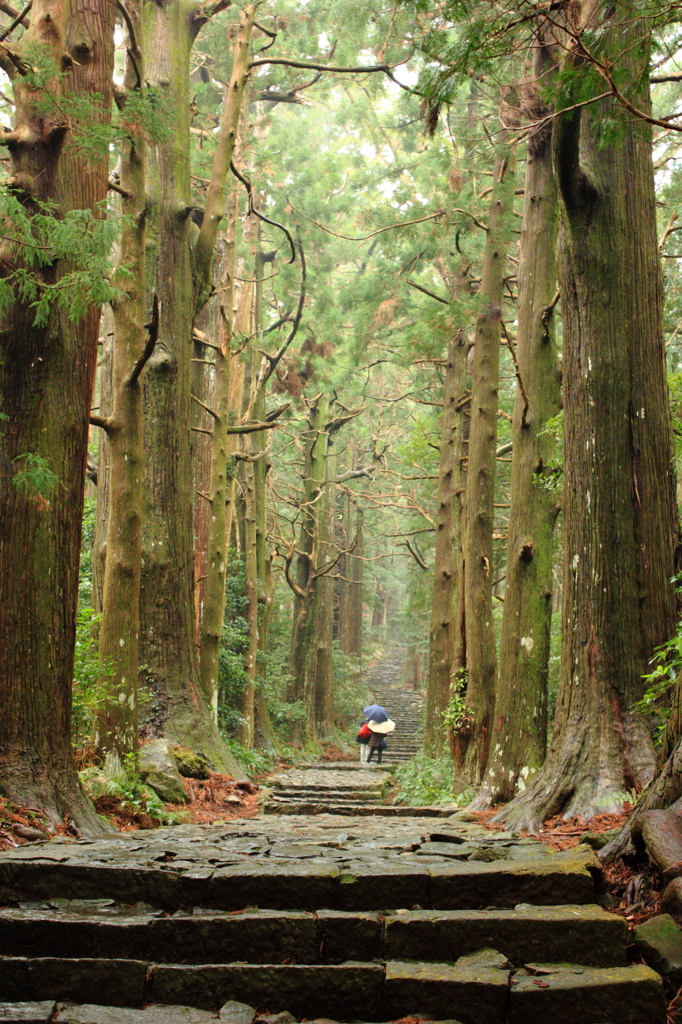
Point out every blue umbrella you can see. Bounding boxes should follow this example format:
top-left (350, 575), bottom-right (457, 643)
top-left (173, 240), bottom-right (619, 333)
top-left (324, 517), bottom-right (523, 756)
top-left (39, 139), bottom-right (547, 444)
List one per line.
top-left (363, 704), bottom-right (389, 723)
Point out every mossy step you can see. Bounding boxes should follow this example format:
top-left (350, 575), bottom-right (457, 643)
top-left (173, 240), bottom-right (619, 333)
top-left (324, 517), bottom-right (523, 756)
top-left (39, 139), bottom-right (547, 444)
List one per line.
top-left (0, 958), bottom-right (664, 1023)
top-left (262, 802), bottom-right (448, 817)
top-left (0, 847), bottom-right (598, 912)
top-left (0, 1004), bottom-right (55, 1023)
top-left (0, 904), bottom-right (625, 967)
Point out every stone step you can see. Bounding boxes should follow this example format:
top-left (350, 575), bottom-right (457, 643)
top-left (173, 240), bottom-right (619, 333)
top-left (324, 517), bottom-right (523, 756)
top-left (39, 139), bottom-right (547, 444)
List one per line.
top-left (262, 801), bottom-right (452, 817)
top-left (268, 789), bottom-right (384, 801)
top-left (0, 845), bottom-right (598, 912)
top-left (0, 904), bottom-right (627, 967)
top-left (0, 958), bottom-right (665, 1023)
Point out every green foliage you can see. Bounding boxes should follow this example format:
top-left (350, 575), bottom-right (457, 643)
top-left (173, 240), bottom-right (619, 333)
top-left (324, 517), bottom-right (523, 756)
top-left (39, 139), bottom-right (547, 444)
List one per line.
top-left (633, 582), bottom-right (682, 743)
top-left (72, 607), bottom-right (115, 749)
top-left (537, 410), bottom-right (564, 492)
top-left (11, 452), bottom-right (60, 499)
top-left (393, 752), bottom-right (473, 807)
top-left (24, 42), bottom-right (171, 157)
top-left (217, 560), bottom-right (250, 734)
top-left (442, 675), bottom-right (471, 732)
top-left (79, 496), bottom-right (96, 607)
top-left (0, 192), bottom-right (125, 326)
top-left (224, 739), bottom-right (277, 776)
top-left (80, 753), bottom-right (185, 825)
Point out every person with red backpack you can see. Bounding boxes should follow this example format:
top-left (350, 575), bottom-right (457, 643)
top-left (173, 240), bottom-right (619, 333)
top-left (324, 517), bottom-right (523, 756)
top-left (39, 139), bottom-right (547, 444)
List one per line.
top-left (356, 720), bottom-right (372, 762)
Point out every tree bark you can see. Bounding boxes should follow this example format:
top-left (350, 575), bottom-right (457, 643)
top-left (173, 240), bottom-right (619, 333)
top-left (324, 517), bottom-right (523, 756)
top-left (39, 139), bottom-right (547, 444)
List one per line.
top-left (425, 278), bottom-right (469, 755)
top-left (96, 6), bottom-right (147, 765)
top-left (0, 0), bottom-right (114, 829)
top-left (312, 441), bottom-right (336, 739)
top-left (455, 131), bottom-right (517, 786)
top-left (287, 395), bottom-right (328, 747)
top-left (501, 6), bottom-right (679, 832)
top-left (472, 45), bottom-right (561, 807)
top-left (138, 0), bottom-right (248, 776)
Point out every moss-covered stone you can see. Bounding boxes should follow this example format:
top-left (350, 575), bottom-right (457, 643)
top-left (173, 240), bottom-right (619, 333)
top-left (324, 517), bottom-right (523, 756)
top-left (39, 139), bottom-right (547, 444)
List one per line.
top-left (633, 913), bottom-right (682, 981)
top-left (139, 739), bottom-right (188, 803)
top-left (508, 964), bottom-right (665, 1024)
top-left (385, 957), bottom-right (509, 1023)
top-left (171, 747), bottom-right (211, 781)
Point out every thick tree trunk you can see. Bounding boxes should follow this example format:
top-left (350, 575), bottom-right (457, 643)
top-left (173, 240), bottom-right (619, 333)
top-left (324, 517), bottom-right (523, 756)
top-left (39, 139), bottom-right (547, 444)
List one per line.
top-left (473, 50), bottom-right (561, 808)
top-left (138, 0), bottom-right (245, 776)
top-left (96, 12), bottom-right (147, 764)
top-left (501, 8), bottom-right (679, 832)
top-left (425, 310), bottom-right (468, 755)
top-left (455, 135), bottom-right (517, 786)
top-left (312, 445), bottom-right (336, 739)
top-left (288, 396), bottom-right (328, 747)
top-left (0, 0), bottom-right (114, 829)
top-left (239, 454), bottom-right (258, 746)
top-left (197, 204), bottom-right (238, 718)
top-left (347, 501), bottom-right (364, 664)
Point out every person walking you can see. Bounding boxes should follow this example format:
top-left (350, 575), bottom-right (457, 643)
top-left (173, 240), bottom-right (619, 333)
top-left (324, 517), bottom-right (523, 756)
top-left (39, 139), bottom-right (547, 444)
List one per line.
top-left (357, 720), bottom-right (372, 762)
top-left (362, 703), bottom-right (395, 765)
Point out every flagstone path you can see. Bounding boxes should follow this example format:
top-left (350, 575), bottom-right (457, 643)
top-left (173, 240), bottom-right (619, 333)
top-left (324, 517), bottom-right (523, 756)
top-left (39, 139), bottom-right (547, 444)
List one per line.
top-left (0, 788), bottom-right (667, 1023)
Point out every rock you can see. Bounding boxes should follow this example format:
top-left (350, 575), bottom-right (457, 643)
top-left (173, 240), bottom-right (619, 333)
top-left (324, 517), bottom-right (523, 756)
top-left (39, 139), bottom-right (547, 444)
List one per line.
top-left (0, 1003), bottom-right (55, 1023)
top-left (581, 828), bottom-right (621, 851)
top-left (467, 847), bottom-right (510, 862)
top-left (11, 826), bottom-right (45, 843)
top-left (235, 781), bottom-right (258, 794)
top-left (55, 1005), bottom-right (220, 1023)
top-left (456, 948), bottom-right (509, 970)
top-left (138, 739), bottom-right (188, 803)
top-left (662, 876), bottom-right (682, 914)
top-left (384, 905), bottom-right (627, 967)
top-left (448, 811), bottom-right (477, 822)
top-left (633, 913), bottom-right (682, 982)
top-left (385, 957), bottom-right (509, 1021)
top-left (219, 1001), bottom-right (257, 1024)
top-left (172, 748), bottom-right (211, 781)
top-left (507, 963), bottom-right (665, 1024)
top-left (255, 1014), bottom-right (297, 1024)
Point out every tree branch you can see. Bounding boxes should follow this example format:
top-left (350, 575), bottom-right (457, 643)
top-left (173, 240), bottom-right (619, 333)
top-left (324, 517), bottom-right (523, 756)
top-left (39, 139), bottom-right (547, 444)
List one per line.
top-left (191, 393), bottom-right (219, 420)
top-left (230, 160), bottom-right (296, 263)
top-left (0, 0), bottom-right (30, 42)
top-left (406, 278), bottom-right (450, 304)
top-left (226, 420), bottom-right (279, 435)
top-left (501, 318), bottom-right (529, 428)
top-left (90, 414), bottom-right (113, 434)
top-left (127, 294), bottom-right (159, 387)
top-left (257, 229), bottom-right (306, 391)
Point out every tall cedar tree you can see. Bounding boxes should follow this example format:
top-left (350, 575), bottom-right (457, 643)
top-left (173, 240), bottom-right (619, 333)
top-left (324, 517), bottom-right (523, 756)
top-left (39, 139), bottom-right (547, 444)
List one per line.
top-left (472, 35), bottom-right (561, 807)
top-left (454, 125), bottom-right (517, 785)
top-left (0, 0), bottom-right (114, 827)
top-left (95, 0), bottom-right (147, 765)
top-left (501, 2), bottom-right (679, 831)
top-left (136, 0), bottom-right (250, 774)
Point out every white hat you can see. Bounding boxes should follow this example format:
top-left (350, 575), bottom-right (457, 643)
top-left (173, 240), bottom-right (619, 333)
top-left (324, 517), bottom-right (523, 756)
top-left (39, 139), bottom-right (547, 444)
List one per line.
top-left (368, 718), bottom-right (395, 735)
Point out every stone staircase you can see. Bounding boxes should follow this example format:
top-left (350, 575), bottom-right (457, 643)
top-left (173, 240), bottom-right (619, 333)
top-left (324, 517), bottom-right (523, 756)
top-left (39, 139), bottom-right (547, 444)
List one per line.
top-left (367, 687), bottom-right (422, 764)
top-left (263, 763), bottom-right (446, 816)
top-left (0, 813), bottom-right (666, 1022)
top-left (364, 648), bottom-right (423, 765)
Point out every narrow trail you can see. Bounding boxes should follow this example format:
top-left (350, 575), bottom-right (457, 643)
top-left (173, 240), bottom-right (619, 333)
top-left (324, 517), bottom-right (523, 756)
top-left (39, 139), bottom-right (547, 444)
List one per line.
top-left (0, 798), bottom-right (666, 1022)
